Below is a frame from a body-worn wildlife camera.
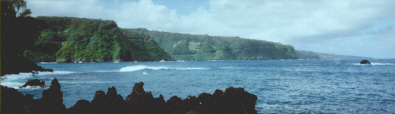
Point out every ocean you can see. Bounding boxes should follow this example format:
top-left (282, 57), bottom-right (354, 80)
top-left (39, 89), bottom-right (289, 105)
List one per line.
top-left (1, 59), bottom-right (395, 113)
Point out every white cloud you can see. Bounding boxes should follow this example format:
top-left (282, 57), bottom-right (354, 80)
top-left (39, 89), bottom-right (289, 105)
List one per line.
top-left (26, 0), bottom-right (395, 58)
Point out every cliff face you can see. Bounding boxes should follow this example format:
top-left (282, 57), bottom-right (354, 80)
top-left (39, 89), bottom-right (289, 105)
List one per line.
top-left (24, 17), bottom-right (173, 62)
top-left (130, 28), bottom-right (297, 61)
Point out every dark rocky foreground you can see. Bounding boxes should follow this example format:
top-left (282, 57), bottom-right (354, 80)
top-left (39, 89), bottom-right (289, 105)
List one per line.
top-left (1, 56), bottom-right (53, 76)
top-left (1, 78), bottom-right (258, 114)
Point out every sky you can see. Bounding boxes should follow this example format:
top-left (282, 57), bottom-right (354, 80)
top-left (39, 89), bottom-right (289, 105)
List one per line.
top-left (25, 0), bottom-right (395, 59)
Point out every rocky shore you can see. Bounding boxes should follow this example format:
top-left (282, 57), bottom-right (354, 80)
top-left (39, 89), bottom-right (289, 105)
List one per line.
top-left (1, 56), bottom-right (53, 76)
top-left (1, 78), bottom-right (258, 114)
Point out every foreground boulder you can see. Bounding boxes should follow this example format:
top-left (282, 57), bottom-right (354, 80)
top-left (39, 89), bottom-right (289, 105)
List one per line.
top-left (125, 82), bottom-right (167, 114)
top-left (1, 80), bottom-right (258, 114)
top-left (20, 79), bottom-right (45, 88)
top-left (1, 86), bottom-right (26, 114)
top-left (360, 60), bottom-right (371, 64)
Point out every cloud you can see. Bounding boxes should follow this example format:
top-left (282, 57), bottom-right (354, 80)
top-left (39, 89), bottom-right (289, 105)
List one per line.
top-left (26, 0), bottom-right (395, 58)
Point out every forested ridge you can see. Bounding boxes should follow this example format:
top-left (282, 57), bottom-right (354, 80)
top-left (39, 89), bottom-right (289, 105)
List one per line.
top-left (27, 17), bottom-right (299, 62)
top-left (24, 17), bottom-right (173, 62)
top-left (130, 28), bottom-right (298, 61)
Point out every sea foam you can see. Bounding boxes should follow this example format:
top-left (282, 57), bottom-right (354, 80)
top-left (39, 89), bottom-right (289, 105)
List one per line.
top-left (119, 65), bottom-right (209, 72)
top-left (119, 65), bottom-right (169, 72)
top-left (1, 73), bottom-right (33, 89)
top-left (1, 71), bottom-right (75, 89)
top-left (37, 71), bottom-right (75, 76)
top-left (352, 63), bottom-right (395, 66)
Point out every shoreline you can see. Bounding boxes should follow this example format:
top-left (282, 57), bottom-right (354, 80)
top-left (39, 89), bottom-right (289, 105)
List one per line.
top-left (1, 78), bottom-right (258, 114)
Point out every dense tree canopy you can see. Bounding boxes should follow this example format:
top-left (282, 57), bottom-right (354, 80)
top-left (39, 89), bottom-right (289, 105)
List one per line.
top-left (23, 17), bottom-right (173, 62)
top-left (131, 28), bottom-right (298, 61)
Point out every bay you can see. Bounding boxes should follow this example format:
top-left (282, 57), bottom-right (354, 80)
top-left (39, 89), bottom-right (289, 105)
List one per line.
top-left (2, 59), bottom-right (395, 113)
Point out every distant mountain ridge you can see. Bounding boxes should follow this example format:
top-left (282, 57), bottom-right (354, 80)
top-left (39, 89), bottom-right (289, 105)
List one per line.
top-left (129, 28), bottom-right (297, 61)
top-left (295, 50), bottom-right (373, 60)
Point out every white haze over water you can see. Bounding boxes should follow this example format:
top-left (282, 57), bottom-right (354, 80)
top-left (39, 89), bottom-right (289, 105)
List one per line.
top-left (26, 0), bottom-right (395, 58)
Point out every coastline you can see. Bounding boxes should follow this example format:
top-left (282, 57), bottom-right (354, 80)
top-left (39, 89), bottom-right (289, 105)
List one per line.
top-left (1, 78), bottom-right (258, 114)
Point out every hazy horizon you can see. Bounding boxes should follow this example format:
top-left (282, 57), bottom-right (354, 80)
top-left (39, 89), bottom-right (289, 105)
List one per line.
top-left (26, 0), bottom-right (395, 59)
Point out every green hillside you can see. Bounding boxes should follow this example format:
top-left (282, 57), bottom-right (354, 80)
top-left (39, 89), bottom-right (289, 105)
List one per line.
top-left (130, 28), bottom-right (297, 60)
top-left (24, 17), bottom-right (173, 62)
top-left (295, 50), bottom-right (320, 59)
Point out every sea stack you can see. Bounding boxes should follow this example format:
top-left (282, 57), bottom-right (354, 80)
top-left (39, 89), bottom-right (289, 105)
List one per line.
top-left (360, 60), bottom-right (371, 65)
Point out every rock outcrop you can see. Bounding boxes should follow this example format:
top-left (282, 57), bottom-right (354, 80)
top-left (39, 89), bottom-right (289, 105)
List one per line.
top-left (1, 79), bottom-right (258, 114)
top-left (1, 86), bottom-right (26, 114)
top-left (25, 78), bottom-right (67, 114)
top-left (360, 60), bottom-right (371, 64)
top-left (20, 79), bottom-right (45, 88)
top-left (1, 56), bottom-right (53, 76)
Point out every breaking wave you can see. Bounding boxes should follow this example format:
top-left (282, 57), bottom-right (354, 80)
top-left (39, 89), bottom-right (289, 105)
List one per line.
top-left (352, 63), bottom-right (395, 66)
top-left (119, 65), bottom-right (209, 72)
top-left (0, 71), bottom-right (75, 89)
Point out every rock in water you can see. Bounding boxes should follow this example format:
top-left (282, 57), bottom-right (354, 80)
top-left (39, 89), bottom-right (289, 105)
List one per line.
top-left (20, 79), bottom-right (45, 88)
top-left (360, 60), bottom-right (371, 64)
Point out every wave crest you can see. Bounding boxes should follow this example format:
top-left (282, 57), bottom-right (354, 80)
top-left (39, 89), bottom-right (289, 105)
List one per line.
top-left (119, 65), bottom-right (209, 72)
top-left (352, 63), bottom-right (394, 66)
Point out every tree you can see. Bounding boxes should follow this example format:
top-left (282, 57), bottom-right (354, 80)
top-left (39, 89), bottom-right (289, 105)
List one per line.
top-left (1, 0), bottom-right (49, 75)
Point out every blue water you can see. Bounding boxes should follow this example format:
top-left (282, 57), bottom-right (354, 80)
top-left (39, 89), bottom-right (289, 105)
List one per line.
top-left (2, 59), bottom-right (395, 113)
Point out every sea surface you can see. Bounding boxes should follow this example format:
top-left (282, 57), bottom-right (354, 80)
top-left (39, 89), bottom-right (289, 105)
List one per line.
top-left (2, 59), bottom-right (395, 113)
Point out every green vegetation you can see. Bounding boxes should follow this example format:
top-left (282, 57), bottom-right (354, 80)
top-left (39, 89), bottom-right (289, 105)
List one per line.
top-left (130, 28), bottom-right (297, 60)
top-left (295, 50), bottom-right (373, 60)
top-left (25, 17), bottom-right (173, 62)
top-left (295, 50), bottom-right (320, 59)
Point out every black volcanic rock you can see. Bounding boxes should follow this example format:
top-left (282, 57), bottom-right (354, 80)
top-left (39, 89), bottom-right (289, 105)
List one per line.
top-left (68, 100), bottom-right (94, 114)
top-left (125, 82), bottom-right (167, 114)
top-left (21, 79), bottom-right (45, 88)
top-left (23, 78), bottom-right (66, 114)
top-left (219, 87), bottom-right (257, 113)
top-left (37, 78), bottom-right (66, 114)
top-left (1, 56), bottom-right (53, 76)
top-left (90, 87), bottom-right (127, 114)
top-left (166, 95), bottom-right (200, 114)
top-left (1, 86), bottom-right (26, 114)
top-left (1, 80), bottom-right (258, 114)
top-left (360, 60), bottom-right (371, 64)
